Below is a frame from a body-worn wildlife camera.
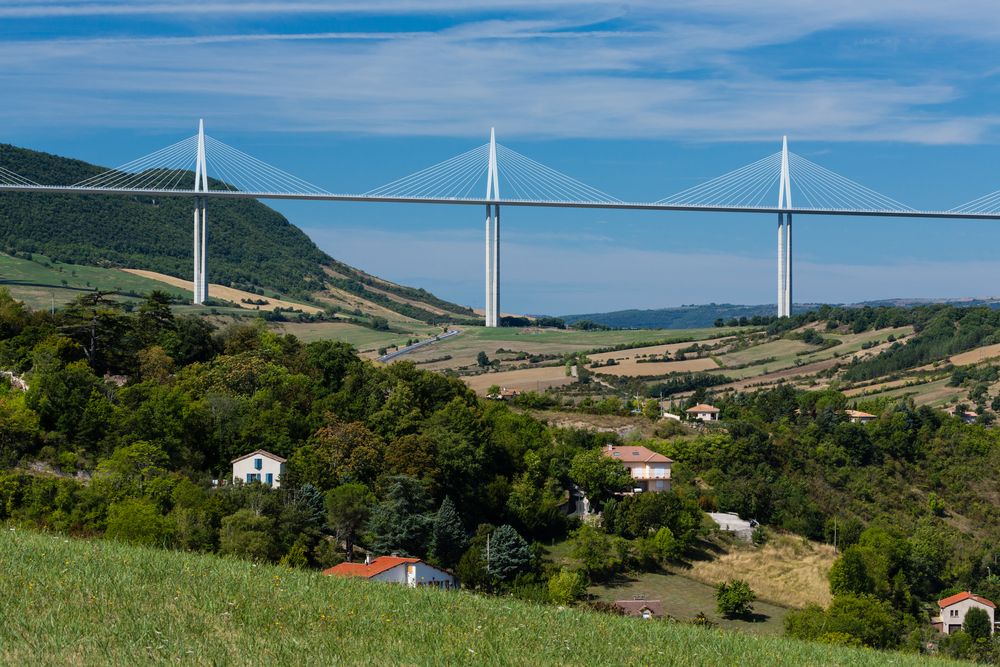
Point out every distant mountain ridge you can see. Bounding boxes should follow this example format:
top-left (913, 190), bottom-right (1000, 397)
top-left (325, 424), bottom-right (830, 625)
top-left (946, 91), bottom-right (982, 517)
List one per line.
top-left (563, 297), bottom-right (1000, 329)
top-left (0, 143), bottom-right (475, 324)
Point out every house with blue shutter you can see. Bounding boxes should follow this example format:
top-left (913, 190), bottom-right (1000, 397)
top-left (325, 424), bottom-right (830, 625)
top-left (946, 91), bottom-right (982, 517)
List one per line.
top-left (231, 450), bottom-right (286, 488)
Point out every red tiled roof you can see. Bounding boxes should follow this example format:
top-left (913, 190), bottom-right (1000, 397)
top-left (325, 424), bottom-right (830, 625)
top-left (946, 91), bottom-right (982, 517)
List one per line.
top-left (845, 409), bottom-right (875, 418)
top-left (323, 556), bottom-right (419, 579)
top-left (230, 449), bottom-right (287, 464)
top-left (686, 404), bottom-right (719, 413)
top-left (938, 591), bottom-right (996, 609)
top-left (603, 445), bottom-right (672, 464)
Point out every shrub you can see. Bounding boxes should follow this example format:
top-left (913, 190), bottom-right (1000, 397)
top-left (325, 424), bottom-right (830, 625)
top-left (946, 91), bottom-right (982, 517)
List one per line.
top-left (548, 568), bottom-right (587, 605)
top-left (715, 578), bottom-right (755, 618)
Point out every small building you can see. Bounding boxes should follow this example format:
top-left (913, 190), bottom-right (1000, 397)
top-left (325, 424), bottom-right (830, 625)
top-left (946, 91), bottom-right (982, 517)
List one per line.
top-left (323, 555), bottom-right (457, 589)
top-left (845, 409), bottom-right (876, 424)
top-left (946, 407), bottom-right (978, 424)
top-left (487, 387), bottom-right (520, 401)
top-left (708, 512), bottom-right (755, 541)
top-left (932, 591), bottom-right (996, 635)
top-left (686, 404), bottom-right (720, 421)
top-left (603, 444), bottom-right (672, 492)
top-left (232, 449), bottom-right (286, 488)
top-left (614, 599), bottom-right (665, 619)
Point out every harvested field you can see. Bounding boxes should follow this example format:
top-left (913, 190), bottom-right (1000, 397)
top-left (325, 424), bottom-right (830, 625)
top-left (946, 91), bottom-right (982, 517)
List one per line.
top-left (684, 533), bottom-right (835, 609)
top-left (462, 365), bottom-right (575, 394)
top-left (593, 357), bottom-right (719, 377)
top-left (587, 337), bottom-right (733, 363)
top-left (123, 269), bottom-right (323, 314)
top-left (950, 343), bottom-right (1000, 366)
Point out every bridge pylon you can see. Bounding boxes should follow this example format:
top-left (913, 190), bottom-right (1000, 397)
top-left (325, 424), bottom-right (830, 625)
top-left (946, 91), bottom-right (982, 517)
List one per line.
top-left (777, 136), bottom-right (792, 317)
top-left (485, 128), bottom-right (501, 327)
top-left (193, 119), bottom-right (209, 305)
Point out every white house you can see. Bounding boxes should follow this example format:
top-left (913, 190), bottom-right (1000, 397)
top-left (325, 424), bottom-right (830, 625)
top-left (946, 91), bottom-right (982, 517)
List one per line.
top-left (232, 449), bottom-right (286, 488)
top-left (603, 444), bottom-right (672, 492)
top-left (686, 404), bottom-right (720, 421)
top-left (708, 512), bottom-right (755, 541)
top-left (845, 409), bottom-right (876, 424)
top-left (932, 591), bottom-right (996, 635)
top-left (323, 556), bottom-right (458, 589)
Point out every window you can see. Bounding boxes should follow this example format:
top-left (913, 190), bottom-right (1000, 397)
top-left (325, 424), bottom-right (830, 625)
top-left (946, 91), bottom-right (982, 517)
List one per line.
top-left (265, 473), bottom-right (273, 486)
top-left (612, 452), bottom-right (620, 457)
top-left (951, 609), bottom-right (959, 617)
top-left (246, 473), bottom-right (253, 483)
top-left (246, 473), bottom-right (260, 483)
top-left (254, 458), bottom-right (263, 471)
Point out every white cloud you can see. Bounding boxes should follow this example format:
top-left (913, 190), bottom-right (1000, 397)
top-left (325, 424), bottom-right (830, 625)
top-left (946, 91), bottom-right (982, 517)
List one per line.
top-left (2, 13), bottom-right (995, 144)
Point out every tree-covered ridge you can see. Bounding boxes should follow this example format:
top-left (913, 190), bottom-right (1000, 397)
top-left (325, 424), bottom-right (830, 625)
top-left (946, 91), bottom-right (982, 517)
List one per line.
top-left (0, 143), bottom-right (474, 321)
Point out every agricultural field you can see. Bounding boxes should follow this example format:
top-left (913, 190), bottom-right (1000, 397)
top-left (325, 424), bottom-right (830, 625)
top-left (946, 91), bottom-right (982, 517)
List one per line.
top-left (0, 252), bottom-right (189, 309)
top-left (123, 269), bottom-right (323, 314)
top-left (0, 529), bottom-right (951, 667)
top-left (463, 365), bottom-right (575, 394)
top-left (400, 326), bottom-right (743, 371)
top-left (274, 320), bottom-right (442, 352)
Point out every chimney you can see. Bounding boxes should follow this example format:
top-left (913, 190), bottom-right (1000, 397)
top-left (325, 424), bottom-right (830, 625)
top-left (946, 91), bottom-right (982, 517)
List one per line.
top-left (607, 444), bottom-right (613, 451)
top-left (364, 553), bottom-right (372, 566)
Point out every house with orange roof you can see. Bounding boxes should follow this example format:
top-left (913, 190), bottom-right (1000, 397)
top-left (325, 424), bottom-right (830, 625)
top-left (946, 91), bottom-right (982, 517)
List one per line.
top-left (323, 555), bottom-right (457, 589)
top-left (686, 404), bottom-right (720, 422)
top-left (845, 409), bottom-right (876, 424)
top-left (931, 591), bottom-right (996, 635)
top-left (602, 444), bottom-right (672, 492)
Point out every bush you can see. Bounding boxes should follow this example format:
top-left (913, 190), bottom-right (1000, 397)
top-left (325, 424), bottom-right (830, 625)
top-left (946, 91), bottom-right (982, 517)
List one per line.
top-left (963, 607), bottom-right (992, 641)
top-left (715, 578), bottom-right (756, 618)
top-left (548, 568), bottom-right (587, 605)
top-left (105, 498), bottom-right (172, 546)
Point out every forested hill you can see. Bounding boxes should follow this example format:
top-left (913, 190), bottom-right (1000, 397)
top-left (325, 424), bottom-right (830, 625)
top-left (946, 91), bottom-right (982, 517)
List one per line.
top-left (0, 144), bottom-right (475, 322)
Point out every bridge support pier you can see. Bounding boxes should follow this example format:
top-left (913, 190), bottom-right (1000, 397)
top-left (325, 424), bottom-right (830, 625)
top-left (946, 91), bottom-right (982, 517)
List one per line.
top-left (776, 136), bottom-right (792, 317)
top-left (192, 119), bottom-right (209, 305)
top-left (484, 128), bottom-right (501, 327)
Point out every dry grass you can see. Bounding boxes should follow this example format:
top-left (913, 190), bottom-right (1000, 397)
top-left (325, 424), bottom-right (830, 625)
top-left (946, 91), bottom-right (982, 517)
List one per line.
top-left (684, 533), bottom-right (836, 609)
top-left (949, 343), bottom-right (1000, 366)
top-left (122, 269), bottom-right (324, 314)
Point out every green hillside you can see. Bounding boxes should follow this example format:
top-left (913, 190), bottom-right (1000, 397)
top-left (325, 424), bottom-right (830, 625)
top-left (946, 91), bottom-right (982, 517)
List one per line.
top-left (0, 529), bottom-right (956, 666)
top-left (0, 143), bottom-right (475, 323)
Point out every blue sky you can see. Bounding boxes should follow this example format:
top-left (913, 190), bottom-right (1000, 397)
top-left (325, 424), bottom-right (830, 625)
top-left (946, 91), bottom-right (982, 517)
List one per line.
top-left (4, 1), bottom-right (1000, 315)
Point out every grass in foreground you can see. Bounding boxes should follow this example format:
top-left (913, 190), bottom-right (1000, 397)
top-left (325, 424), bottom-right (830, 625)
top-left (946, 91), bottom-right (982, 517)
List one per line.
top-left (0, 529), bottom-right (961, 666)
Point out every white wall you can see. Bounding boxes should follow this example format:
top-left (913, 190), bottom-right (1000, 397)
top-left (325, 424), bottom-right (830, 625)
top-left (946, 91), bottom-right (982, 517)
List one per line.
top-left (232, 455), bottom-right (285, 488)
top-left (941, 599), bottom-right (995, 634)
top-left (371, 562), bottom-right (457, 589)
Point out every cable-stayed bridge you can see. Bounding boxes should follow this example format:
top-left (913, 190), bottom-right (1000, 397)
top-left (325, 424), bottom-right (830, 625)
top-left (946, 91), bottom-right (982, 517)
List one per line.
top-left (3, 120), bottom-right (1000, 324)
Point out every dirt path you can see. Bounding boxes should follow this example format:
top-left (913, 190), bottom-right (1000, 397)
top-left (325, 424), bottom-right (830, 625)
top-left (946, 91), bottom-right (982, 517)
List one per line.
top-left (122, 269), bottom-right (323, 314)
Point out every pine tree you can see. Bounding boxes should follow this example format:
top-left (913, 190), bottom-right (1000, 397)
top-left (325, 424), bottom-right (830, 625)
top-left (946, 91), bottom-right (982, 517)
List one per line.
top-left (485, 524), bottom-right (531, 581)
top-left (429, 496), bottom-right (467, 568)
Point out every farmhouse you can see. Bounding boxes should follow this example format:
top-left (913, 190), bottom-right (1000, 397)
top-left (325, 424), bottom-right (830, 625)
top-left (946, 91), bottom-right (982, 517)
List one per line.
top-left (845, 409), bottom-right (876, 424)
top-left (324, 555), bottom-right (457, 589)
top-left (931, 591), bottom-right (996, 635)
top-left (603, 444), bottom-right (672, 492)
top-left (614, 599), bottom-right (665, 619)
top-left (686, 404), bottom-right (720, 421)
top-left (946, 407), bottom-right (978, 424)
top-left (232, 449), bottom-right (286, 488)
